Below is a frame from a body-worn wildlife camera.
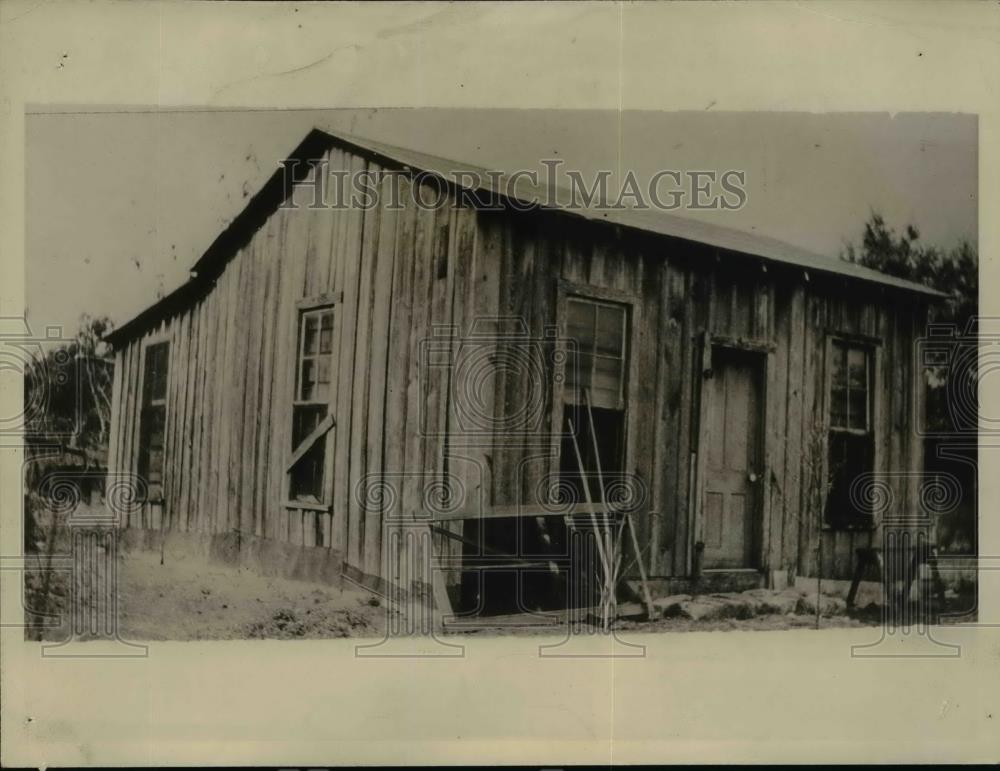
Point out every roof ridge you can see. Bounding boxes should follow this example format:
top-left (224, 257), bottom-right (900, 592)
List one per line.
top-left (106, 126), bottom-right (944, 346)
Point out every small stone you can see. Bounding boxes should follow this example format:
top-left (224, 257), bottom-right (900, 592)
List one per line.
top-left (675, 596), bottom-right (742, 621)
top-left (653, 594), bottom-right (692, 618)
top-left (796, 593), bottom-right (847, 617)
top-left (743, 588), bottom-right (800, 615)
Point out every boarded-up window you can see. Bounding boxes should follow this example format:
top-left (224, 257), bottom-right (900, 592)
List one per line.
top-left (290, 307), bottom-right (334, 502)
top-left (560, 297), bottom-right (628, 501)
top-left (825, 339), bottom-right (875, 529)
top-left (138, 341), bottom-right (168, 501)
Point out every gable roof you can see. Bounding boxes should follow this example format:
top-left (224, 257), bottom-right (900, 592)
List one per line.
top-left (105, 127), bottom-right (944, 346)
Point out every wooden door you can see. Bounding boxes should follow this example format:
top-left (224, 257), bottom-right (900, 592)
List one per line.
top-left (701, 348), bottom-right (763, 569)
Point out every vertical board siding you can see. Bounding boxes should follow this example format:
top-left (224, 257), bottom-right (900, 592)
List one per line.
top-left (106, 144), bottom-right (930, 589)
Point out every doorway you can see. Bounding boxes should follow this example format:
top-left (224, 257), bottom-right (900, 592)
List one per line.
top-left (699, 346), bottom-right (764, 570)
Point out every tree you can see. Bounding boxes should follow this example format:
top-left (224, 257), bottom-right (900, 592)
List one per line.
top-left (843, 213), bottom-right (978, 434)
top-left (843, 214), bottom-right (978, 554)
top-left (24, 314), bottom-right (115, 451)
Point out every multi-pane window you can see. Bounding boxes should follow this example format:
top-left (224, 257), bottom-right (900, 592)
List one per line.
top-left (138, 342), bottom-right (169, 501)
top-left (825, 339), bottom-right (875, 529)
top-left (290, 307), bottom-right (334, 502)
top-left (560, 297), bottom-right (629, 501)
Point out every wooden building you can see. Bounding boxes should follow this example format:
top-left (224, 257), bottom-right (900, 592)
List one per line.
top-left (105, 128), bottom-right (941, 607)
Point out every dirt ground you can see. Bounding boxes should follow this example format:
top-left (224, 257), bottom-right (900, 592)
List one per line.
top-left (28, 548), bottom-right (388, 641)
top-left (26, 544), bottom-right (973, 641)
top-left (120, 551), bottom-right (392, 640)
top-left (25, 548), bottom-right (865, 641)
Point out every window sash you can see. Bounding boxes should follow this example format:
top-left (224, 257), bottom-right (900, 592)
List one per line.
top-left (296, 308), bottom-right (334, 405)
top-left (142, 342), bottom-right (169, 406)
top-left (825, 336), bottom-right (879, 529)
top-left (829, 340), bottom-right (872, 433)
top-left (139, 342), bottom-right (169, 500)
top-left (564, 297), bottom-right (628, 410)
top-left (290, 306), bottom-right (335, 504)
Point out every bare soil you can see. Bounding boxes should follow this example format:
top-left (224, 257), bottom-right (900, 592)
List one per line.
top-left (29, 548), bottom-right (388, 642)
top-left (26, 544), bottom-right (973, 641)
top-left (122, 551), bottom-right (392, 640)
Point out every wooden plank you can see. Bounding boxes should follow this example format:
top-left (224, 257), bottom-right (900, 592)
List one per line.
top-left (426, 502), bottom-right (636, 522)
top-left (301, 159), bottom-right (334, 300)
top-left (197, 292), bottom-right (217, 533)
top-left (171, 312), bottom-right (189, 530)
top-left (448, 208), bottom-right (501, 600)
top-left (175, 307), bottom-right (191, 529)
top-left (239, 237), bottom-right (265, 539)
top-left (181, 301), bottom-right (202, 531)
top-left (470, 213), bottom-right (504, 497)
top-left (253, 236), bottom-right (277, 538)
top-left (211, 267), bottom-right (233, 534)
top-left (160, 319), bottom-right (177, 529)
top-left (265, 209), bottom-right (293, 539)
top-left (362, 171), bottom-right (400, 577)
top-left (105, 348), bottom-right (123, 489)
top-left (682, 265), bottom-right (713, 575)
top-left (908, 303), bottom-right (926, 527)
top-left (380, 174), bottom-right (419, 585)
top-left (399, 190), bottom-right (435, 536)
top-left (175, 313), bottom-right (190, 527)
top-left (415, 194), bottom-right (452, 581)
top-left (119, 342), bottom-right (135, 516)
top-left (192, 299), bottom-right (208, 533)
top-left (429, 203), bottom-right (464, 584)
top-left (223, 256), bottom-right (243, 534)
top-left (278, 206), bottom-right (309, 540)
top-left (490, 218), bottom-right (518, 508)
top-left (113, 344), bottom-right (129, 485)
top-left (347, 160), bottom-right (382, 570)
top-left (285, 413), bottom-right (335, 471)
top-left (797, 292), bottom-right (826, 577)
top-left (207, 269), bottom-right (225, 533)
top-left (657, 261), bottom-right (685, 576)
top-left (783, 284), bottom-right (806, 575)
top-left (288, 504), bottom-right (302, 546)
top-left (303, 510), bottom-right (317, 547)
top-left (198, 293), bottom-right (218, 534)
top-left (629, 245), bottom-right (658, 573)
top-left (127, 333), bottom-right (144, 522)
top-left (114, 343), bottom-right (132, 486)
top-left (767, 282), bottom-right (791, 575)
top-left (228, 253), bottom-right (250, 533)
top-left (434, 203), bottom-right (476, 582)
top-left (319, 150), bottom-right (352, 545)
top-left (317, 147), bottom-right (342, 295)
top-left (331, 153), bottom-right (367, 555)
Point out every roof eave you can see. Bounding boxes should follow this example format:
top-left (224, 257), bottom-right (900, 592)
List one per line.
top-left (104, 127), bottom-right (948, 347)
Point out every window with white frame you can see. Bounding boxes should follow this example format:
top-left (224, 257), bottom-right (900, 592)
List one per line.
top-left (559, 296), bottom-right (629, 501)
top-left (289, 306), bottom-right (335, 503)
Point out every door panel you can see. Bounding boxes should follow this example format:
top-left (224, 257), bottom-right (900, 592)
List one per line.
top-left (701, 348), bottom-right (763, 569)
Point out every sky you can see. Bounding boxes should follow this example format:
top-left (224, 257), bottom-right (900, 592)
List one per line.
top-left (26, 108), bottom-right (977, 337)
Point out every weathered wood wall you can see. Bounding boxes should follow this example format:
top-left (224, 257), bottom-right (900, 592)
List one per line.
top-left (108, 143), bottom-right (929, 586)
